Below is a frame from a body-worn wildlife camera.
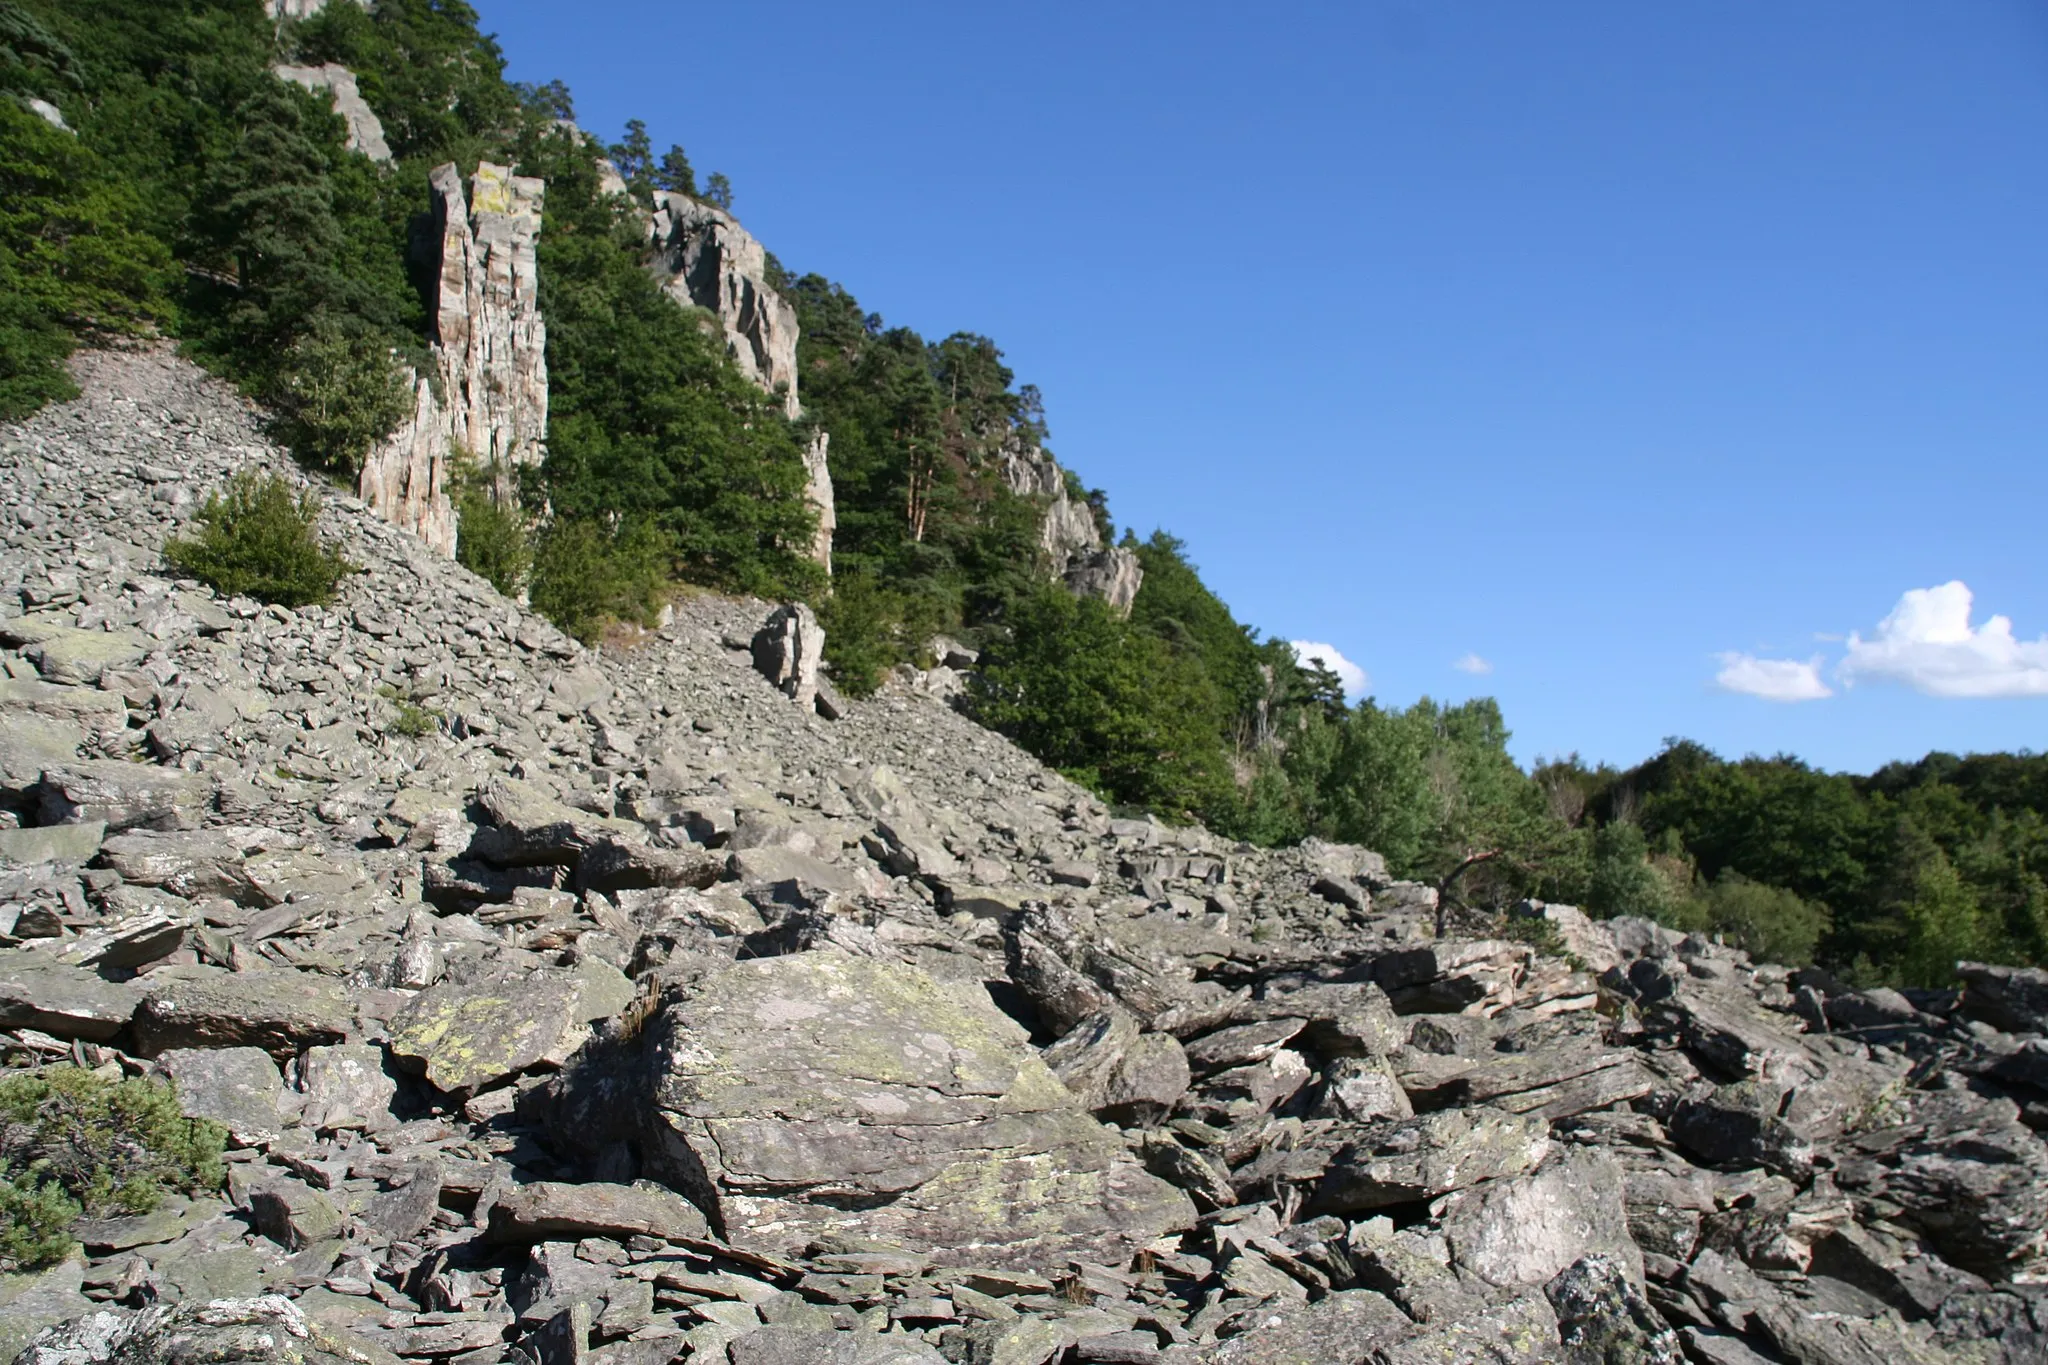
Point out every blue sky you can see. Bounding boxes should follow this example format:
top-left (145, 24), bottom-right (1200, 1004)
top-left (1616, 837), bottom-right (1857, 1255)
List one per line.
top-left (480, 0), bottom-right (2048, 773)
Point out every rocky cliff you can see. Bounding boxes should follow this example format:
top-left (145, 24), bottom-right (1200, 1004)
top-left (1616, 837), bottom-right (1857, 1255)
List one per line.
top-left (358, 163), bottom-right (548, 557)
top-left (649, 195), bottom-right (803, 420)
top-left (3, 348), bottom-right (2042, 1364)
top-left (271, 64), bottom-right (392, 163)
top-left (1001, 440), bottom-right (1144, 615)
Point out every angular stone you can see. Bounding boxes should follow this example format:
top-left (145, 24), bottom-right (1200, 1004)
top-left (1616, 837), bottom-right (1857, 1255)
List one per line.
top-left (470, 777), bottom-right (645, 867)
top-left (1544, 1256), bottom-right (1686, 1364)
top-left (0, 711), bottom-right (83, 793)
top-left (387, 969), bottom-right (584, 1093)
top-left (751, 602), bottom-right (824, 712)
top-left (250, 1177), bottom-right (346, 1251)
top-left (0, 820), bottom-right (104, 866)
top-left (728, 1325), bottom-right (950, 1365)
top-left (134, 968), bottom-right (353, 1059)
top-left (155, 1046), bottom-right (293, 1146)
top-left (272, 62), bottom-right (392, 160)
top-left (1438, 1149), bottom-right (1642, 1289)
top-left (631, 948), bottom-right (1195, 1266)
top-left (0, 621), bottom-right (147, 685)
top-left (46, 909), bottom-right (186, 969)
top-left (487, 1180), bottom-right (709, 1244)
top-left (1305, 1107), bottom-right (1552, 1215)
top-left (1158, 1290), bottom-right (1411, 1364)
top-left (295, 1042), bottom-right (400, 1133)
top-left (1958, 962), bottom-right (2048, 1035)
top-left (0, 952), bottom-right (143, 1041)
top-left (38, 760), bottom-right (211, 832)
top-left (14, 1293), bottom-right (400, 1365)
top-left (0, 1259), bottom-right (91, 1365)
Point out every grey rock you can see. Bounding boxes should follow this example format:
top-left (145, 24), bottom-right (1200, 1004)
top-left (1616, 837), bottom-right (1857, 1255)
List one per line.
top-left (154, 1046), bottom-right (293, 1145)
top-left (38, 760), bottom-right (211, 832)
top-left (0, 710), bottom-right (83, 793)
top-left (1159, 1288), bottom-right (1410, 1363)
top-left (487, 1180), bottom-right (709, 1244)
top-left (1544, 1255), bottom-right (1683, 1365)
top-left (134, 967), bottom-right (353, 1059)
top-left (250, 1178), bottom-right (346, 1251)
top-left (1958, 961), bottom-right (2048, 1035)
top-left (272, 63), bottom-right (392, 161)
top-left (0, 952), bottom-right (143, 1040)
top-left (630, 948), bottom-right (1195, 1266)
top-left (727, 1324), bottom-right (950, 1365)
top-left (14, 1294), bottom-right (399, 1365)
top-left (295, 1042), bottom-right (400, 1133)
top-left (1439, 1149), bottom-right (1642, 1289)
top-left (752, 602), bottom-right (825, 712)
top-left (0, 1259), bottom-right (92, 1365)
top-left (0, 821), bottom-right (104, 866)
top-left (361, 162), bottom-right (547, 554)
top-left (386, 969), bottom-right (587, 1094)
top-left (1305, 1107), bottom-right (1553, 1215)
top-left (0, 621), bottom-right (147, 685)
top-left (650, 195), bottom-right (803, 418)
top-left (44, 909), bottom-right (186, 969)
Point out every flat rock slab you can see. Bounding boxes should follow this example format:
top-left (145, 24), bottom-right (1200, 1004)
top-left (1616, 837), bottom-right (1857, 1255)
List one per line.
top-left (0, 951), bottom-right (143, 1041)
top-left (155, 1046), bottom-right (294, 1146)
top-left (1304, 1107), bottom-right (1552, 1216)
top-left (1438, 1149), bottom-right (1642, 1288)
top-left (134, 968), bottom-right (353, 1059)
top-left (39, 760), bottom-right (212, 832)
top-left (0, 711), bottom-right (84, 790)
top-left (0, 820), bottom-right (105, 866)
top-left (639, 947), bottom-right (1195, 1267)
top-left (486, 1180), bottom-right (710, 1243)
top-left (1, 621), bottom-right (148, 685)
top-left (387, 969), bottom-right (585, 1094)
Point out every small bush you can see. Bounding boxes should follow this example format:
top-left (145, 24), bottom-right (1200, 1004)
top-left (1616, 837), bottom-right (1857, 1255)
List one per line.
top-left (528, 516), bottom-right (668, 645)
top-left (0, 1065), bottom-right (226, 1271)
top-left (389, 699), bottom-right (438, 737)
top-left (265, 327), bottom-right (412, 475)
top-left (455, 485), bottom-right (533, 597)
top-left (163, 471), bottom-right (353, 606)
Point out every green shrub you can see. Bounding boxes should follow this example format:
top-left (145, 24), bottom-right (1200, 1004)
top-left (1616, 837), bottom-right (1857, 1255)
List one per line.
top-left (163, 471), bottom-right (353, 607)
top-left (0, 1065), bottom-right (226, 1271)
top-left (455, 484), bottom-right (533, 597)
top-left (265, 327), bottom-right (411, 475)
top-left (528, 516), bottom-right (668, 644)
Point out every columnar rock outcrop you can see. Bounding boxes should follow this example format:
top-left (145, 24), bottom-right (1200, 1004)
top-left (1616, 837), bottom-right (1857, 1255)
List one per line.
top-left (270, 64), bottom-right (391, 163)
top-left (358, 163), bottom-right (548, 556)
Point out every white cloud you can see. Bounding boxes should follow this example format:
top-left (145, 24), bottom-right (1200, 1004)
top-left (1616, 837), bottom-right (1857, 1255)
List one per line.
top-left (1453, 653), bottom-right (1493, 675)
top-left (1714, 653), bottom-right (1833, 702)
top-left (1289, 640), bottom-right (1368, 700)
top-left (1840, 581), bottom-right (2048, 698)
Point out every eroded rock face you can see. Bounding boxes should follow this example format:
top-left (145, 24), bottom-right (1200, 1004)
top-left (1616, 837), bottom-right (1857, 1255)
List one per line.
top-left (999, 439), bottom-right (1144, 615)
top-left (651, 194), bottom-right (802, 418)
top-left (271, 63), bottom-right (391, 162)
top-left (360, 162), bottom-right (547, 556)
top-left (634, 948), bottom-right (1196, 1265)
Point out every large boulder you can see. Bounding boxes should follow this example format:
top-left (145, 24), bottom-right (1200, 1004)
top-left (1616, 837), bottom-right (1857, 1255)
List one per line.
top-left (631, 947), bottom-right (1195, 1266)
top-left (11, 1294), bottom-right (395, 1365)
top-left (752, 602), bottom-right (825, 713)
top-left (37, 761), bottom-right (211, 832)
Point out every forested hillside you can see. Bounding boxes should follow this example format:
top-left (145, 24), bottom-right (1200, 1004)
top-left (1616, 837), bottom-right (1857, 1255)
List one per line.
top-left (2, 0), bottom-right (2040, 988)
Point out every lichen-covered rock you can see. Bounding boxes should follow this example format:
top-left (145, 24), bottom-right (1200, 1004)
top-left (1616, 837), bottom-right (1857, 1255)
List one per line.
top-left (1302, 1107), bottom-right (1552, 1215)
top-left (133, 968), bottom-right (352, 1059)
top-left (1439, 1149), bottom-right (1642, 1289)
top-left (37, 761), bottom-right (210, 832)
top-left (634, 948), bottom-right (1195, 1266)
top-left (12, 1294), bottom-right (396, 1365)
top-left (0, 953), bottom-right (142, 1041)
top-left (386, 969), bottom-right (588, 1094)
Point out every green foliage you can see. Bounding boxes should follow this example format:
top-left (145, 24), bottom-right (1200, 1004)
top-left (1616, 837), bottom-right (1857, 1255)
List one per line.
top-left (163, 471), bottom-right (352, 606)
top-left (704, 170), bottom-right (732, 210)
top-left (818, 568), bottom-right (943, 698)
top-left (455, 483), bottom-right (534, 598)
top-left (519, 123), bottom-right (820, 604)
top-left (0, 2), bottom-right (82, 104)
top-left (528, 516), bottom-right (667, 645)
top-left (267, 325), bottom-right (411, 474)
top-left (287, 0), bottom-right (516, 164)
top-left (0, 96), bottom-right (171, 418)
top-left (971, 585), bottom-right (1235, 820)
top-left (1685, 872), bottom-right (1829, 967)
top-left (389, 699), bottom-right (438, 737)
top-left (0, 1065), bottom-right (226, 1270)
